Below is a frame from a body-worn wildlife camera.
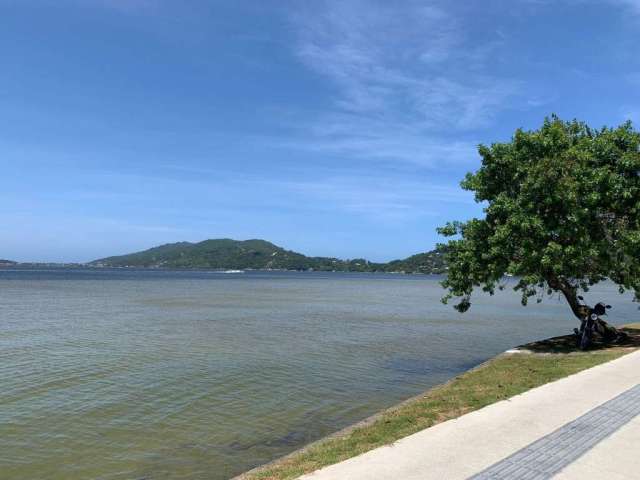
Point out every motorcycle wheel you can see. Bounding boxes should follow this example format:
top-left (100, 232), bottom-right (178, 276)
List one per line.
top-left (580, 329), bottom-right (592, 350)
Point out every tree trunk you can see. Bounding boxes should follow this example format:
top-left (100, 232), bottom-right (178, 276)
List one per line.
top-left (547, 275), bottom-right (586, 320)
top-left (559, 286), bottom-right (588, 320)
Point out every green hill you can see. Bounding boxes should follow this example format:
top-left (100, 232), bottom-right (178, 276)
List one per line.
top-left (383, 250), bottom-right (447, 274)
top-left (90, 239), bottom-right (446, 273)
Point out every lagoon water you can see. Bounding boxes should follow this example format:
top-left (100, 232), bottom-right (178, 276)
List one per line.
top-left (1, 268), bottom-right (637, 479)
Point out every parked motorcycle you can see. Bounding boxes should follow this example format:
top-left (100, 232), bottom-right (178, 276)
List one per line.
top-left (573, 296), bottom-right (623, 350)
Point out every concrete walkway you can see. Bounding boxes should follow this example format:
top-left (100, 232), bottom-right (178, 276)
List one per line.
top-left (299, 350), bottom-right (640, 480)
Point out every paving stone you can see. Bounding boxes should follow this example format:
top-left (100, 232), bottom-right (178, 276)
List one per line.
top-left (469, 384), bottom-right (640, 480)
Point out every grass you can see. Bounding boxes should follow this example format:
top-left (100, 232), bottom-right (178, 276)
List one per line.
top-left (239, 323), bottom-right (640, 480)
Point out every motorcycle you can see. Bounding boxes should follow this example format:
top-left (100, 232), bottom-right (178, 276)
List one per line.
top-left (573, 296), bottom-right (620, 350)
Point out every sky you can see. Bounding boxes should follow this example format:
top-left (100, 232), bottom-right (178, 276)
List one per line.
top-left (2, 0), bottom-right (640, 263)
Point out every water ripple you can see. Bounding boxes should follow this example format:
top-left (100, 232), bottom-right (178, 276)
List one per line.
top-left (1, 269), bottom-right (636, 479)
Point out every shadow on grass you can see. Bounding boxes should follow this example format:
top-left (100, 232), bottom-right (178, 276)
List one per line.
top-left (519, 323), bottom-right (640, 354)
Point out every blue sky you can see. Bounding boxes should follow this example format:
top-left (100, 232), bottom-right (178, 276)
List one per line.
top-left (2, 0), bottom-right (640, 262)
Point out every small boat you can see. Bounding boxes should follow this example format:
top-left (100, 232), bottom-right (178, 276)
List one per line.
top-left (223, 269), bottom-right (244, 274)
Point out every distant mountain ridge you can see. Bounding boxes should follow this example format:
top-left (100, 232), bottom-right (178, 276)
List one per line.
top-left (90, 238), bottom-right (447, 274)
top-left (0, 259), bottom-right (17, 266)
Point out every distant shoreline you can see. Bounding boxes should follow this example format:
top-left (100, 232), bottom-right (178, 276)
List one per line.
top-left (4, 239), bottom-right (449, 274)
top-left (0, 263), bottom-right (439, 275)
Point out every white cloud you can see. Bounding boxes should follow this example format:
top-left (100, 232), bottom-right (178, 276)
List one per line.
top-left (286, 0), bottom-right (518, 168)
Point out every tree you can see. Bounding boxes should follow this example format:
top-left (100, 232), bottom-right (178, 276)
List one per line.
top-left (438, 116), bottom-right (640, 326)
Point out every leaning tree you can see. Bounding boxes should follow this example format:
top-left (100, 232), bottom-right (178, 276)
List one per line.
top-left (438, 116), bottom-right (640, 329)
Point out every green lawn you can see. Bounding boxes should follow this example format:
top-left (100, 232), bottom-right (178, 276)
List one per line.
top-left (240, 324), bottom-right (640, 480)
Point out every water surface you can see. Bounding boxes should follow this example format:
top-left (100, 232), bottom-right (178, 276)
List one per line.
top-left (1, 269), bottom-right (636, 479)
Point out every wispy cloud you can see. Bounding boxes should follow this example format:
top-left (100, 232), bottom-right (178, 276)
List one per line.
top-left (284, 0), bottom-right (519, 167)
top-left (260, 174), bottom-right (476, 224)
top-left (71, 167), bottom-right (476, 225)
top-left (273, 116), bottom-right (477, 166)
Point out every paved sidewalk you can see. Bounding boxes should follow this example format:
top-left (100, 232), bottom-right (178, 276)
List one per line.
top-left (299, 350), bottom-right (640, 480)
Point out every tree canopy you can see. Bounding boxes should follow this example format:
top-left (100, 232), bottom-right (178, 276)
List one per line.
top-left (439, 116), bottom-right (640, 318)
